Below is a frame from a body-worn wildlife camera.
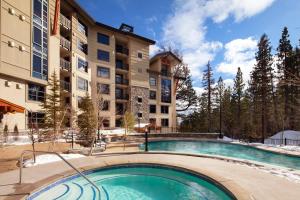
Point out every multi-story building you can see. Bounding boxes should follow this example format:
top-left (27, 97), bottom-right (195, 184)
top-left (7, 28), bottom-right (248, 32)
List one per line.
top-left (0, 0), bottom-right (180, 132)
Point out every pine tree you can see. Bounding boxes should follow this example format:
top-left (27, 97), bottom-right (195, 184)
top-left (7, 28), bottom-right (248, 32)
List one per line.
top-left (222, 87), bottom-right (234, 137)
top-left (216, 77), bottom-right (225, 136)
top-left (77, 93), bottom-right (97, 148)
top-left (277, 27), bottom-right (294, 129)
top-left (42, 71), bottom-right (64, 144)
top-left (250, 34), bottom-right (274, 142)
top-left (202, 61), bottom-right (215, 132)
top-left (233, 67), bottom-right (245, 138)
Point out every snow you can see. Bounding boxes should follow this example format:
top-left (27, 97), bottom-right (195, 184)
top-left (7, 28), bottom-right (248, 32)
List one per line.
top-left (218, 136), bottom-right (234, 142)
top-left (3, 135), bottom-right (38, 146)
top-left (24, 153), bottom-right (85, 167)
top-left (269, 130), bottom-right (300, 140)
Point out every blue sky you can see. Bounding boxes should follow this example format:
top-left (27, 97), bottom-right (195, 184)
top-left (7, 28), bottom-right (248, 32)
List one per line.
top-left (77, 0), bottom-right (300, 92)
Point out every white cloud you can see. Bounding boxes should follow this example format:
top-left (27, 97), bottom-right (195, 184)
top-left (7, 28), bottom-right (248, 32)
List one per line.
top-left (149, 44), bottom-right (161, 57)
top-left (162, 0), bottom-right (274, 82)
top-left (217, 37), bottom-right (257, 82)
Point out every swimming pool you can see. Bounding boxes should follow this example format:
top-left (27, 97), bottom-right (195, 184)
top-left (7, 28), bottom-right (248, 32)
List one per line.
top-left (145, 141), bottom-right (300, 170)
top-left (27, 165), bottom-right (234, 200)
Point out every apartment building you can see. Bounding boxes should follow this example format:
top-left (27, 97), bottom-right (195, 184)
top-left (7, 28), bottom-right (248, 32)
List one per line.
top-left (0, 0), bottom-right (179, 131)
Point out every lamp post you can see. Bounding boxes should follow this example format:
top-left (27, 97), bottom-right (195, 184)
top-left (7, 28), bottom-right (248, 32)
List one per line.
top-left (145, 126), bottom-right (148, 152)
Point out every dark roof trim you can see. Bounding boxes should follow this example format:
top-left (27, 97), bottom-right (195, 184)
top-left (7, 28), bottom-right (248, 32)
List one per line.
top-left (95, 22), bottom-right (155, 44)
top-left (150, 51), bottom-right (182, 63)
top-left (68, 0), bottom-right (155, 44)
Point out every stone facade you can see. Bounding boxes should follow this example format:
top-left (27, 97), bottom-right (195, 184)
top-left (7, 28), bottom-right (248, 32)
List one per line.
top-left (130, 86), bottom-right (149, 124)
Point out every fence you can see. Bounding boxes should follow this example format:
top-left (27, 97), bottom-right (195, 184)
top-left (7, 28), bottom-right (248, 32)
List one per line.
top-left (264, 138), bottom-right (300, 146)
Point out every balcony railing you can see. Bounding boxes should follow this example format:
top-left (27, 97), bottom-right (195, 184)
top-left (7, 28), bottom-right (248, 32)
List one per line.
top-left (115, 78), bottom-right (129, 85)
top-left (60, 14), bottom-right (71, 30)
top-left (116, 109), bottom-right (126, 115)
top-left (60, 80), bottom-right (71, 92)
top-left (116, 45), bottom-right (129, 55)
top-left (116, 63), bottom-right (129, 71)
top-left (60, 58), bottom-right (71, 72)
top-left (161, 69), bottom-right (172, 77)
top-left (60, 37), bottom-right (71, 51)
top-left (116, 94), bottom-right (129, 100)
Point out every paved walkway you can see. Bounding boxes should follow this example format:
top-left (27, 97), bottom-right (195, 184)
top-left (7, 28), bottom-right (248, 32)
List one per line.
top-left (0, 153), bottom-right (299, 200)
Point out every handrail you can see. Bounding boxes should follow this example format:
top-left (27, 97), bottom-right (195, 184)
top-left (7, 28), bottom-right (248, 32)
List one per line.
top-left (19, 150), bottom-right (101, 198)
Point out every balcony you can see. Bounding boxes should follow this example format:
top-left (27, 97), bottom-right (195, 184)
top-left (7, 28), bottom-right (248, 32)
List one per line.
top-left (116, 63), bottom-right (129, 71)
top-left (60, 14), bottom-right (71, 30)
top-left (60, 36), bottom-right (71, 51)
top-left (116, 45), bottom-right (129, 55)
top-left (60, 80), bottom-right (71, 92)
top-left (161, 69), bottom-right (172, 77)
top-left (116, 94), bottom-right (129, 100)
top-left (60, 58), bottom-right (71, 72)
top-left (115, 78), bottom-right (129, 85)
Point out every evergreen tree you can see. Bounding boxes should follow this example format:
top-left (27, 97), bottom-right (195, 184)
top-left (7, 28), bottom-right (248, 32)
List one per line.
top-left (233, 67), bottom-right (245, 137)
top-left (77, 93), bottom-right (97, 147)
top-left (216, 77), bottom-right (225, 136)
top-left (222, 87), bottom-right (234, 137)
top-left (42, 71), bottom-right (64, 144)
top-left (202, 61), bottom-right (215, 132)
top-left (250, 34), bottom-right (274, 142)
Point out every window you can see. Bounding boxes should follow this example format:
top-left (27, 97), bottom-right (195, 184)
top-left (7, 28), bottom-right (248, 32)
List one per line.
top-left (77, 58), bottom-right (88, 72)
top-left (97, 83), bottom-right (110, 94)
top-left (161, 64), bottom-right (170, 76)
top-left (138, 112), bottom-right (143, 118)
top-left (102, 119), bottom-right (110, 128)
top-left (149, 91), bottom-right (156, 100)
top-left (78, 20), bottom-right (87, 36)
top-left (97, 49), bottom-right (110, 62)
top-left (150, 105), bottom-right (156, 113)
top-left (101, 101), bottom-right (110, 111)
top-left (77, 77), bottom-right (88, 91)
top-left (97, 67), bottom-right (110, 78)
top-left (161, 119), bottom-right (169, 127)
top-left (28, 83), bottom-right (45, 102)
top-left (161, 79), bottom-right (171, 103)
top-left (97, 33), bottom-right (109, 45)
top-left (77, 40), bottom-right (88, 54)
top-left (161, 106), bottom-right (169, 114)
top-left (137, 97), bottom-right (142, 103)
top-left (77, 96), bottom-right (83, 109)
top-left (32, 0), bottom-right (48, 80)
top-left (150, 77), bottom-right (156, 86)
top-left (149, 118), bottom-right (156, 126)
top-left (138, 52), bottom-right (143, 59)
top-left (28, 112), bottom-right (45, 128)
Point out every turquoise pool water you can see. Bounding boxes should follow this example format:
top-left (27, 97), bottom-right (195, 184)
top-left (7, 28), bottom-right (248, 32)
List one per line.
top-left (145, 141), bottom-right (300, 170)
top-left (28, 165), bottom-right (234, 200)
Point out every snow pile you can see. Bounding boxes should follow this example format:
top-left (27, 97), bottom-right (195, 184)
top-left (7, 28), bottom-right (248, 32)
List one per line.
top-left (4, 135), bottom-right (38, 146)
top-left (24, 153), bottom-right (85, 167)
top-left (269, 130), bottom-right (300, 140)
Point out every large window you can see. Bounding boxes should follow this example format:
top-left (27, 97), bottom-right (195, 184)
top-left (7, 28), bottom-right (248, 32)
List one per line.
top-left (78, 20), bottom-right (87, 36)
top-left (150, 105), bottom-right (156, 113)
top-left (161, 119), bottom-right (169, 127)
top-left (77, 57), bottom-right (88, 72)
top-left (161, 79), bottom-right (171, 103)
top-left (97, 50), bottom-right (110, 62)
top-left (28, 83), bottom-right (45, 102)
top-left (28, 112), bottom-right (45, 128)
top-left (32, 0), bottom-right (48, 80)
top-left (77, 77), bottom-right (88, 91)
top-left (77, 39), bottom-right (88, 54)
top-left (97, 66), bottom-right (110, 78)
top-left (161, 106), bottom-right (169, 114)
top-left (150, 77), bottom-right (156, 86)
top-left (149, 91), bottom-right (156, 100)
top-left (97, 83), bottom-right (110, 94)
top-left (101, 101), bottom-right (110, 111)
top-left (97, 33), bottom-right (109, 45)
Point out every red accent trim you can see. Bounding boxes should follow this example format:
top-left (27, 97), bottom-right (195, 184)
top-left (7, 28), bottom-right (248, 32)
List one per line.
top-left (0, 98), bottom-right (25, 113)
top-left (52, 0), bottom-right (60, 35)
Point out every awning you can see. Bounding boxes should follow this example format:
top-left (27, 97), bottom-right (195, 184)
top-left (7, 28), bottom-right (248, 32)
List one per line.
top-left (0, 98), bottom-right (25, 113)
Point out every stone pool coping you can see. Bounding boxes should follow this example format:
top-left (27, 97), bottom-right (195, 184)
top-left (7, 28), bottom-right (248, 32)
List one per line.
top-left (0, 153), bottom-right (300, 200)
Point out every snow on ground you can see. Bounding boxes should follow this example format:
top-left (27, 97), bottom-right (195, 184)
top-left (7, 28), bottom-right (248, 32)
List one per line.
top-left (24, 153), bottom-right (85, 168)
top-left (269, 130), bottom-right (300, 140)
top-left (3, 135), bottom-right (38, 146)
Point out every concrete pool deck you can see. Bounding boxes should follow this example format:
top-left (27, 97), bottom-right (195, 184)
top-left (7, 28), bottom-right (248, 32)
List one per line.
top-left (0, 153), bottom-right (299, 200)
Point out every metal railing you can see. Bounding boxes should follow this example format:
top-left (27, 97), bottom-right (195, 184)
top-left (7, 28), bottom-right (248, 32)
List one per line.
top-left (60, 58), bottom-right (71, 72)
top-left (116, 45), bottom-right (129, 55)
top-left (60, 37), bottom-right (71, 51)
top-left (60, 14), bottom-right (71, 30)
top-left (19, 150), bottom-right (101, 197)
top-left (116, 63), bottom-right (129, 70)
top-left (60, 80), bottom-right (71, 92)
top-left (115, 78), bottom-right (129, 85)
